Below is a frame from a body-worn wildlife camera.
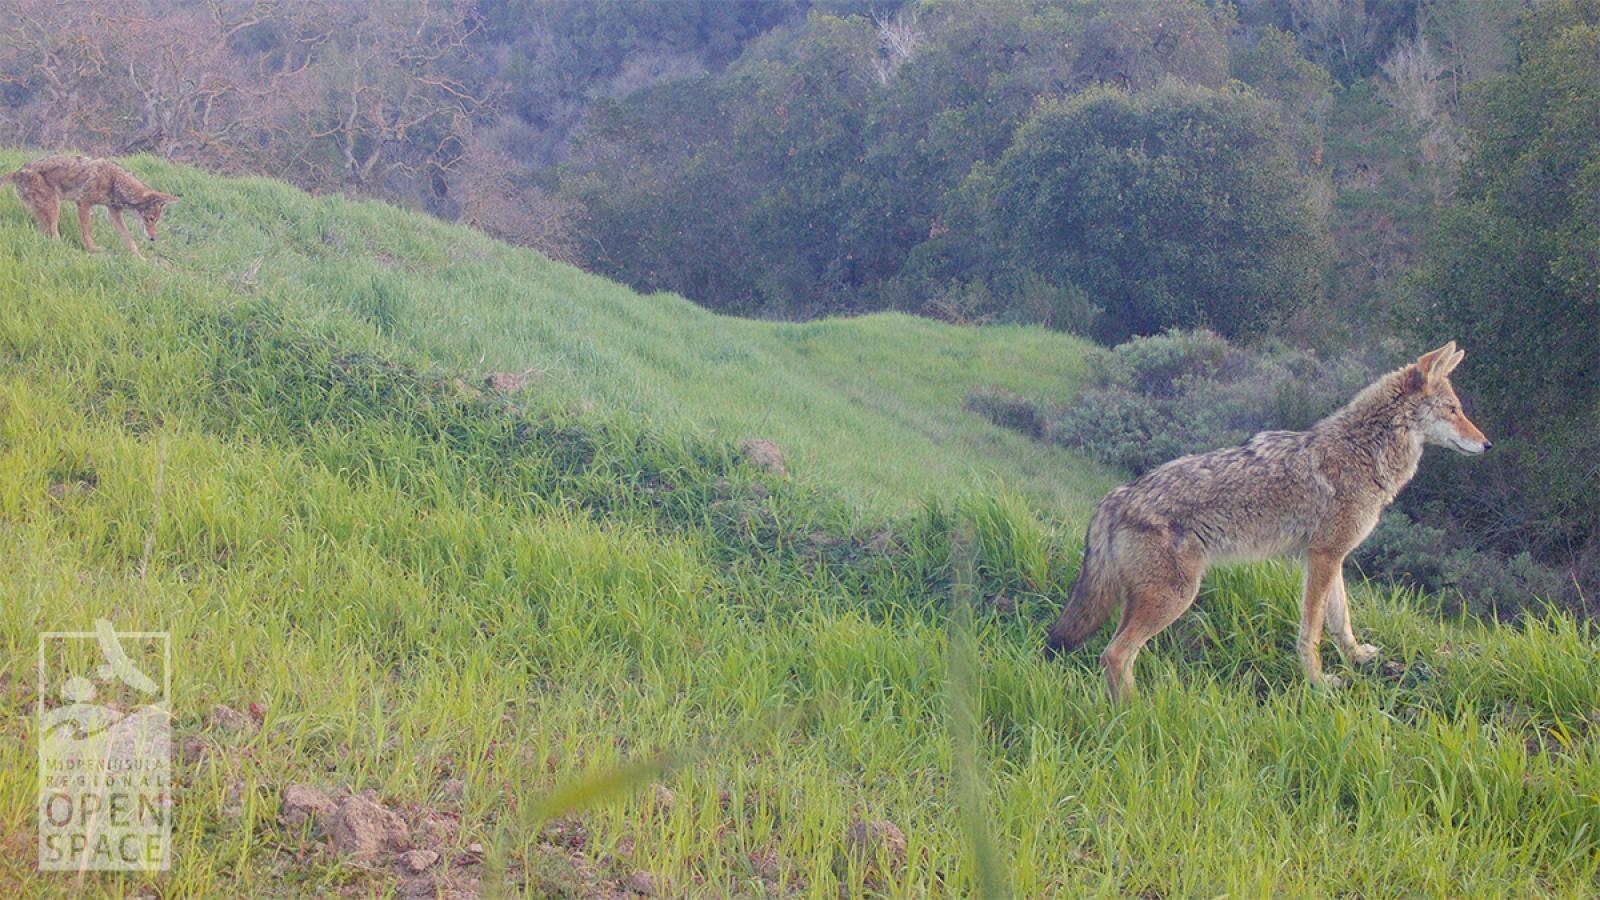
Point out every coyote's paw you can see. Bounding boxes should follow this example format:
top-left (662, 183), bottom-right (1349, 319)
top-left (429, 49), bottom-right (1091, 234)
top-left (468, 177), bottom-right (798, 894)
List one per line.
top-left (1318, 674), bottom-right (1344, 691)
top-left (1349, 643), bottom-right (1380, 665)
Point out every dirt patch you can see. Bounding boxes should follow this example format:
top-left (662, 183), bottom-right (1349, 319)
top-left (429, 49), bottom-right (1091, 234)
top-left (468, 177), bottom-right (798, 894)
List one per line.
top-left (845, 817), bottom-right (908, 887)
top-left (209, 703), bottom-right (257, 735)
top-left (279, 784), bottom-right (337, 828)
top-left (269, 783), bottom-right (485, 897)
top-left (740, 439), bottom-right (786, 477)
top-left (329, 792), bottom-right (410, 859)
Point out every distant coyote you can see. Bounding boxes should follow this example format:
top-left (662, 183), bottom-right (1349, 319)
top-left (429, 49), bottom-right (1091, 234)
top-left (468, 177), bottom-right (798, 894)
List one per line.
top-left (1048, 343), bottom-right (1490, 701)
top-left (3, 155), bottom-right (177, 258)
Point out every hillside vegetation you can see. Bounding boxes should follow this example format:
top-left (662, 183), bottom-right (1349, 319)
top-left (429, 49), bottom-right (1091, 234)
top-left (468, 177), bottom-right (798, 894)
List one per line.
top-left (1, 158), bottom-right (1597, 897)
top-left (0, 151), bottom-right (1116, 520)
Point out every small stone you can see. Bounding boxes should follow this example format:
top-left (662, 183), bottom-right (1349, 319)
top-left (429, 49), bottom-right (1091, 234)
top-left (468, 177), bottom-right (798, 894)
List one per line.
top-left (279, 784), bottom-right (337, 828)
top-left (749, 849), bottom-right (783, 881)
top-left (222, 781), bottom-right (245, 818)
top-left (627, 870), bottom-right (658, 896)
top-left (178, 736), bottom-right (208, 766)
top-left (845, 818), bottom-right (908, 871)
top-left (411, 809), bottom-right (460, 846)
top-left (484, 372), bottom-right (525, 393)
top-left (399, 849), bottom-right (440, 874)
top-left (740, 439), bottom-right (786, 477)
top-left (211, 703), bottom-right (254, 733)
top-left (650, 783), bottom-right (675, 812)
top-left (329, 794), bottom-right (409, 859)
top-left (440, 777), bottom-right (466, 802)
top-left (397, 874), bottom-right (436, 898)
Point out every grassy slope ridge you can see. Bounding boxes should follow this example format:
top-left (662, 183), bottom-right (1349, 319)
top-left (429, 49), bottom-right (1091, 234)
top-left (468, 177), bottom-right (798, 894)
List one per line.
top-left (0, 155), bottom-right (1596, 897)
top-left (8, 151), bottom-right (1117, 519)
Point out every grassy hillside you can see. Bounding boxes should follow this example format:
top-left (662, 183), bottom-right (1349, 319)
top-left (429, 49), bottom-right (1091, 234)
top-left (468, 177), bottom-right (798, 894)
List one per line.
top-left (1, 156), bottom-right (1597, 897)
top-left (0, 151), bottom-right (1118, 519)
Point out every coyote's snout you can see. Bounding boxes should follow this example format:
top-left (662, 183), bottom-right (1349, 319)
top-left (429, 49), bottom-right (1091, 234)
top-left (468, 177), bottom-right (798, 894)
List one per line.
top-left (1048, 342), bottom-right (1489, 701)
top-left (3, 155), bottom-right (177, 258)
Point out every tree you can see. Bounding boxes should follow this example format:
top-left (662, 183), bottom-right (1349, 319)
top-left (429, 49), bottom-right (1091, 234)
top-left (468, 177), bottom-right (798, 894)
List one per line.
top-left (0, 0), bottom-right (491, 207)
top-left (1229, 25), bottom-right (1333, 167)
top-left (975, 84), bottom-right (1324, 340)
top-left (1409, 0), bottom-right (1600, 580)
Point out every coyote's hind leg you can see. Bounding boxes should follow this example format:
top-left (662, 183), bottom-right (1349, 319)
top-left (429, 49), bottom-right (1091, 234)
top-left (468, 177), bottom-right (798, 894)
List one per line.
top-left (76, 200), bottom-right (99, 252)
top-left (1100, 541), bottom-right (1204, 702)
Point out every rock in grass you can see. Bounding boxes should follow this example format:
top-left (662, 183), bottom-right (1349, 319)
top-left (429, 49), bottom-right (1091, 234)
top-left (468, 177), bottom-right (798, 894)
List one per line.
top-left (279, 784), bottom-right (336, 828)
top-left (650, 783), bottom-right (675, 812)
top-left (739, 439), bottom-right (786, 477)
top-left (626, 870), bottom-right (658, 896)
top-left (398, 848), bottom-right (441, 874)
top-left (178, 736), bottom-right (208, 766)
top-left (483, 371), bottom-right (531, 394)
top-left (749, 848), bottom-right (783, 881)
top-left (210, 703), bottom-right (255, 734)
top-left (329, 794), bottom-right (410, 858)
top-left (222, 781), bottom-right (246, 818)
top-left (845, 818), bottom-right (907, 871)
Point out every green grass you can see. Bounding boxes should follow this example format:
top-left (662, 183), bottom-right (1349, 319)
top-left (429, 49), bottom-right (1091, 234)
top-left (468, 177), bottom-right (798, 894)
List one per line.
top-left (0, 151), bottom-right (1117, 519)
top-left (1, 154), bottom-right (1597, 897)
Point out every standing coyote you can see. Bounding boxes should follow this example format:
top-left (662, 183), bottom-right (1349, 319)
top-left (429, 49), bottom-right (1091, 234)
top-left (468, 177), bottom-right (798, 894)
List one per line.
top-left (3, 155), bottom-right (177, 258)
top-left (1048, 343), bottom-right (1490, 701)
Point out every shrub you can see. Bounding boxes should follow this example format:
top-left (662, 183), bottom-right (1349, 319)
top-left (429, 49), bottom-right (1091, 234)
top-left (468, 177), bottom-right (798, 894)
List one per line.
top-left (977, 84), bottom-right (1325, 340)
top-left (1354, 509), bottom-right (1573, 619)
top-left (962, 387), bottom-right (1046, 439)
top-left (1047, 387), bottom-right (1184, 474)
top-left (1045, 330), bottom-right (1400, 474)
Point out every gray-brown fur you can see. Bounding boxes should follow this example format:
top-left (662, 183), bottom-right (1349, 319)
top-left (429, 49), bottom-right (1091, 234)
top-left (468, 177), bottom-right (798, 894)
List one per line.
top-left (1048, 343), bottom-right (1489, 701)
top-left (4, 155), bottom-right (176, 258)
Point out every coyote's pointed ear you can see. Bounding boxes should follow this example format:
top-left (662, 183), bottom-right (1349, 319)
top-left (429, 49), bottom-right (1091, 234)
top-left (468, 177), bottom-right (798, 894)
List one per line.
top-left (1414, 341), bottom-right (1458, 387)
top-left (1436, 347), bottom-right (1464, 380)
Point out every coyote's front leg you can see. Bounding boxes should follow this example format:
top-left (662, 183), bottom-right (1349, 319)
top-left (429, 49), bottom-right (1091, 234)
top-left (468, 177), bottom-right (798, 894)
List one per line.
top-left (1299, 550), bottom-right (1343, 688)
top-left (108, 209), bottom-right (145, 258)
top-left (1325, 564), bottom-right (1379, 665)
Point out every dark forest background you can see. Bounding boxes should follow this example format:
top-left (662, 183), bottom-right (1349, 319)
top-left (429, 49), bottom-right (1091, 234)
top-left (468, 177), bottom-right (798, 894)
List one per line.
top-left (2, 0), bottom-right (1595, 614)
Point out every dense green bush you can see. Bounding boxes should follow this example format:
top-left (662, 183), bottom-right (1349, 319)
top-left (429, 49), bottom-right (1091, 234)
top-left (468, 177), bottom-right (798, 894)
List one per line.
top-left (970, 85), bottom-right (1326, 340)
top-left (961, 386), bottom-right (1047, 439)
top-left (1045, 330), bottom-right (1391, 473)
top-left (1408, 0), bottom-right (1600, 607)
top-left (1355, 510), bottom-right (1572, 620)
top-left (556, 1), bottom-right (1338, 328)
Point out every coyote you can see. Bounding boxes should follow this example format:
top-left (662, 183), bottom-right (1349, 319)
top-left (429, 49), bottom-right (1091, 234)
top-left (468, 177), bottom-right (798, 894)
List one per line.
top-left (1047, 342), bottom-right (1490, 701)
top-left (3, 155), bottom-right (177, 258)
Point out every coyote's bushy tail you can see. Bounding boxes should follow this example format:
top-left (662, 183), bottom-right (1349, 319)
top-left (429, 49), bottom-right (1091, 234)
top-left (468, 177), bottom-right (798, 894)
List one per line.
top-left (1046, 503), bottom-right (1120, 655)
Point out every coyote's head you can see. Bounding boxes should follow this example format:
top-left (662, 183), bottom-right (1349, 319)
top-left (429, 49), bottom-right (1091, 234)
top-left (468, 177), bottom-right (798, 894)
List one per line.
top-left (1406, 341), bottom-right (1490, 454)
top-left (137, 192), bottom-right (178, 242)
